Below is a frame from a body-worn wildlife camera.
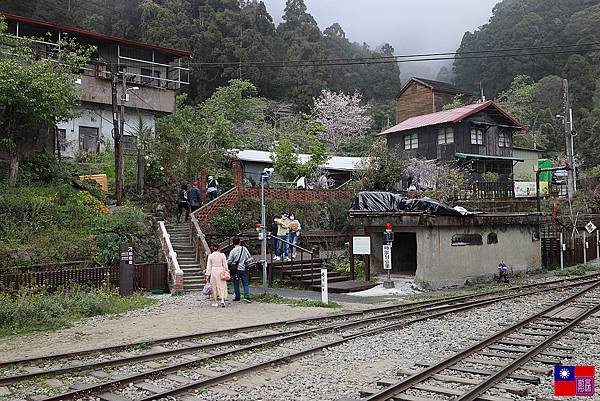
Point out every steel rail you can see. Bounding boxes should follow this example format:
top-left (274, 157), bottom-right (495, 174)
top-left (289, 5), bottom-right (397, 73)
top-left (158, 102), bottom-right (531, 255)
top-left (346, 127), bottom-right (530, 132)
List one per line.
top-left (3, 271), bottom-right (596, 370)
top-left (455, 301), bottom-right (600, 401)
top-left (6, 276), bottom-right (599, 386)
top-left (360, 281), bottom-right (600, 401)
top-left (39, 279), bottom-right (600, 401)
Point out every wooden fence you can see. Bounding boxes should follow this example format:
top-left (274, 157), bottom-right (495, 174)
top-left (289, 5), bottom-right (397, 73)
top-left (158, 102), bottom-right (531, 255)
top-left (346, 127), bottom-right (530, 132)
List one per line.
top-left (452, 181), bottom-right (515, 200)
top-left (541, 223), bottom-right (599, 268)
top-left (0, 263), bottom-right (168, 292)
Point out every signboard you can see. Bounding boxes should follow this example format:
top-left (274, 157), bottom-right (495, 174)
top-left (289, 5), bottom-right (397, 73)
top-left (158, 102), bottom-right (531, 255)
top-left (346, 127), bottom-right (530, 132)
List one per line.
top-left (320, 269), bottom-right (328, 304)
top-left (514, 181), bottom-right (549, 198)
top-left (382, 244), bottom-right (392, 270)
top-left (352, 236), bottom-right (371, 255)
top-left (585, 221), bottom-right (597, 234)
top-left (119, 244), bottom-right (134, 297)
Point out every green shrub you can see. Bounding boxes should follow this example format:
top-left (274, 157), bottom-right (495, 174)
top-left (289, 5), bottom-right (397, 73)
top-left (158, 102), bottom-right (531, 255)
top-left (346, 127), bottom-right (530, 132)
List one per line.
top-left (553, 263), bottom-right (599, 277)
top-left (0, 285), bottom-right (154, 337)
top-left (0, 184), bottom-right (156, 267)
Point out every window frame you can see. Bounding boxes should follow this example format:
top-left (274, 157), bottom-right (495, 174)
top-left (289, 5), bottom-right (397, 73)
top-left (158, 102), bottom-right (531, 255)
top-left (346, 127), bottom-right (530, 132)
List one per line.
top-left (451, 234), bottom-right (483, 246)
top-left (437, 126), bottom-right (454, 145)
top-left (470, 127), bottom-right (484, 145)
top-left (404, 132), bottom-right (419, 150)
top-left (498, 131), bottom-right (511, 148)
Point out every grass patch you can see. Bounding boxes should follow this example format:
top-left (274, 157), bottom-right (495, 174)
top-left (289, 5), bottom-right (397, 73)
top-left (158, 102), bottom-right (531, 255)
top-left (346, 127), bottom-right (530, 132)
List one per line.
top-left (0, 285), bottom-right (155, 337)
top-left (553, 263), bottom-right (599, 277)
top-left (253, 293), bottom-right (341, 309)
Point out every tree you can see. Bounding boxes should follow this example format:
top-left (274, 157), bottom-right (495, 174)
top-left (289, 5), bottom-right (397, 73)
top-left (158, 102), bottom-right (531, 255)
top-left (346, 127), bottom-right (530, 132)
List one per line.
top-left (496, 75), bottom-right (563, 151)
top-left (312, 90), bottom-right (372, 153)
top-left (356, 141), bottom-right (406, 191)
top-left (275, 0), bottom-right (328, 109)
top-left (0, 18), bottom-right (93, 186)
top-left (155, 94), bottom-right (213, 181)
top-left (271, 135), bottom-right (329, 182)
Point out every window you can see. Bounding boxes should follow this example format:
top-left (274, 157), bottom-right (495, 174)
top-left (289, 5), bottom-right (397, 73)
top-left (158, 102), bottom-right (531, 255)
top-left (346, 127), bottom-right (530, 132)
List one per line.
top-left (451, 234), bottom-right (483, 246)
top-left (471, 127), bottom-right (484, 145)
top-left (487, 233), bottom-right (498, 244)
top-left (498, 131), bottom-right (511, 148)
top-left (404, 133), bottom-right (418, 150)
top-left (57, 129), bottom-right (67, 152)
top-left (79, 126), bottom-right (99, 153)
top-left (437, 127), bottom-right (454, 144)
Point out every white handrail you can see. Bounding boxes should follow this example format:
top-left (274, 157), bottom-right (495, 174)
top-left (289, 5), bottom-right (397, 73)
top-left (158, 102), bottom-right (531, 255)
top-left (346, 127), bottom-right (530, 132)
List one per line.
top-left (158, 221), bottom-right (183, 287)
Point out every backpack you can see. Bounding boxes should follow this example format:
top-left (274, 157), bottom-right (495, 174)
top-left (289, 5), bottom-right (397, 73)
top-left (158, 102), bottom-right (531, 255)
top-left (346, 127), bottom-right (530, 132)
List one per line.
top-left (178, 189), bottom-right (188, 203)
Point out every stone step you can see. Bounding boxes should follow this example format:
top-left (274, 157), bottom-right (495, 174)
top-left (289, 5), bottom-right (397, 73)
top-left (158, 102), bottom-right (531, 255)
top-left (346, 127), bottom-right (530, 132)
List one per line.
top-left (184, 285), bottom-right (203, 291)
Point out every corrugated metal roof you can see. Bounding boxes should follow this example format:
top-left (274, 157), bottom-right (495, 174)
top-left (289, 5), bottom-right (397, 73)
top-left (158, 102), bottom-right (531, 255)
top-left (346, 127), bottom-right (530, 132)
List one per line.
top-left (455, 152), bottom-right (524, 162)
top-left (234, 150), bottom-right (365, 172)
top-left (2, 13), bottom-right (192, 57)
top-left (378, 101), bottom-right (524, 135)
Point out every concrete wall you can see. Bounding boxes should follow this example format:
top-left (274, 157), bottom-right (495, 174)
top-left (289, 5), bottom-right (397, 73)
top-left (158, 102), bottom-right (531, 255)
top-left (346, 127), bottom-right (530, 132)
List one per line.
top-left (364, 221), bottom-right (541, 289)
top-left (513, 148), bottom-right (541, 181)
top-left (414, 224), bottom-right (540, 288)
top-left (56, 103), bottom-right (156, 158)
top-left (79, 75), bottom-right (176, 114)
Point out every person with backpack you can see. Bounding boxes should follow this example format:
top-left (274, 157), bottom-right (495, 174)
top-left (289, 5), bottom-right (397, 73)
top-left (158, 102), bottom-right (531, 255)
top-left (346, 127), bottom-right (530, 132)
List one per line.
top-left (187, 181), bottom-right (201, 212)
top-left (227, 236), bottom-right (253, 303)
top-left (176, 184), bottom-right (190, 224)
top-left (206, 176), bottom-right (219, 202)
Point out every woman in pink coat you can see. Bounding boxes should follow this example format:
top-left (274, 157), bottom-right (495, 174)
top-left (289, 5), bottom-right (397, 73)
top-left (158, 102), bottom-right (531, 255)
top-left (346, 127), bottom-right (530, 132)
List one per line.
top-left (204, 245), bottom-right (229, 307)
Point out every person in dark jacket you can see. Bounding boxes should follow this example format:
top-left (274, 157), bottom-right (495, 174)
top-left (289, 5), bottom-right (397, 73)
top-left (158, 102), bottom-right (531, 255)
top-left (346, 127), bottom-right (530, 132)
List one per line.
top-left (188, 181), bottom-right (201, 211)
top-left (176, 184), bottom-right (189, 224)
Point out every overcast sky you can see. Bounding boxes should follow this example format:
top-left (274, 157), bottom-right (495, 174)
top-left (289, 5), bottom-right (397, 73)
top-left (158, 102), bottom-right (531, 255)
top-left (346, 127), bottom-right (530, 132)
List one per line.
top-left (261, 0), bottom-right (500, 80)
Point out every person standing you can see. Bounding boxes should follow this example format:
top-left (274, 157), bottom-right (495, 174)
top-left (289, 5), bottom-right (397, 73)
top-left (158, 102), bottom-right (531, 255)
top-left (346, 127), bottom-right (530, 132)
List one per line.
top-left (188, 181), bottom-right (201, 211)
top-left (204, 244), bottom-right (229, 307)
top-left (206, 176), bottom-right (219, 202)
top-left (275, 213), bottom-right (290, 261)
top-left (271, 216), bottom-right (280, 259)
top-left (227, 236), bottom-right (253, 303)
top-left (287, 214), bottom-right (302, 259)
top-left (176, 184), bottom-right (189, 224)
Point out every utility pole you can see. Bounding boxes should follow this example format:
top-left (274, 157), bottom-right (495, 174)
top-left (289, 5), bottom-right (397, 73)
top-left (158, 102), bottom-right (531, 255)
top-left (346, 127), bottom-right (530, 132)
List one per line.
top-left (111, 64), bottom-right (124, 205)
top-left (563, 79), bottom-right (576, 199)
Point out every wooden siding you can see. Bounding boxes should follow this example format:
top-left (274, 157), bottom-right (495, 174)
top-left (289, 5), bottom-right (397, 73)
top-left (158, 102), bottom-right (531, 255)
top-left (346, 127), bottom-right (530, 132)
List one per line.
top-left (433, 92), bottom-right (456, 112)
top-left (396, 82), bottom-right (434, 123)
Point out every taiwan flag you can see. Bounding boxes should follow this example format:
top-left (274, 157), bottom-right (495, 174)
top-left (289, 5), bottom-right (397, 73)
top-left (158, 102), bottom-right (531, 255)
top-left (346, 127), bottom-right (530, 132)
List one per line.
top-left (554, 365), bottom-right (596, 396)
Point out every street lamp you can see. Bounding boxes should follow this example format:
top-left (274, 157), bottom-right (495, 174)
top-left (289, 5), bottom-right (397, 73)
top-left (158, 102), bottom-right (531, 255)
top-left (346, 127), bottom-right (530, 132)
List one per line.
top-left (260, 167), bottom-right (274, 291)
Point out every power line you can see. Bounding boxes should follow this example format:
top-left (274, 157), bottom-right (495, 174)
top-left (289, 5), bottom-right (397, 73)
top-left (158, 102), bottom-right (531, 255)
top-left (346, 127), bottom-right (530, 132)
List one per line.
top-left (194, 43), bottom-right (600, 68)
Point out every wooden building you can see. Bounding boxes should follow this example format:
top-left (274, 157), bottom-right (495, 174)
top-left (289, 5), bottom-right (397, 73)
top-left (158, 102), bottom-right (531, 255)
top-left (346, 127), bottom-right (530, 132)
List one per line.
top-left (396, 77), bottom-right (466, 123)
top-left (380, 100), bottom-right (525, 181)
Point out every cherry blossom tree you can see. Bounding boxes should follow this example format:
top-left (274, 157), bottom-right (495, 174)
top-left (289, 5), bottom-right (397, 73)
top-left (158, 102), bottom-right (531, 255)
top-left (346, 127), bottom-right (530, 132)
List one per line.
top-left (312, 90), bottom-right (372, 152)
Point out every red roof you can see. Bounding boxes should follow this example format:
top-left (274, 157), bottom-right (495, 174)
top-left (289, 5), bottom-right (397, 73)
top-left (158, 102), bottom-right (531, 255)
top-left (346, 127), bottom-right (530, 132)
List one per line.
top-left (379, 100), bottom-right (525, 135)
top-left (1, 13), bottom-right (192, 58)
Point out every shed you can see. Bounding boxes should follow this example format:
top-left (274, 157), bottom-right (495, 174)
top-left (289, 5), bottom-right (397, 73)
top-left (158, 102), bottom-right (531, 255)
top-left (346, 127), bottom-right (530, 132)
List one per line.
top-left (233, 150), bottom-right (365, 187)
top-left (348, 192), bottom-right (543, 289)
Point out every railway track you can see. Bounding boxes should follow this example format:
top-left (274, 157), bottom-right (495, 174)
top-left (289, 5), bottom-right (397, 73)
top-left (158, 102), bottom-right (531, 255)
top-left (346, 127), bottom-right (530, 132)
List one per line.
top-left (355, 281), bottom-right (600, 401)
top-left (2, 274), bottom-right (599, 401)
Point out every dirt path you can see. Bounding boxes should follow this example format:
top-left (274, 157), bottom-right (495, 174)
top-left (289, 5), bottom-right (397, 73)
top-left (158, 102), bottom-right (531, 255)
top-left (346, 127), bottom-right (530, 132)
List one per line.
top-left (0, 293), bottom-right (368, 362)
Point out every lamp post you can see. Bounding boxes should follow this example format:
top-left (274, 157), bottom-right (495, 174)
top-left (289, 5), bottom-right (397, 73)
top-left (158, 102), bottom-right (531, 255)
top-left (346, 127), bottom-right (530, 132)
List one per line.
top-left (260, 168), bottom-right (274, 291)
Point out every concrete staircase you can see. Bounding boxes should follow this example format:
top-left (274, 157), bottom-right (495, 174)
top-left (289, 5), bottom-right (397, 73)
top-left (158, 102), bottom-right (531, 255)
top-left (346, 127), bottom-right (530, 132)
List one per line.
top-left (165, 223), bottom-right (204, 291)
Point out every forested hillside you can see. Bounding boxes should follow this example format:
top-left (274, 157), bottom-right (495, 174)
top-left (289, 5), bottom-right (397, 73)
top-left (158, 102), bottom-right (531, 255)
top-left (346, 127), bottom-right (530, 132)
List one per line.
top-left (453, 0), bottom-right (600, 167)
top-left (2, 0), bottom-right (400, 109)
